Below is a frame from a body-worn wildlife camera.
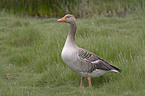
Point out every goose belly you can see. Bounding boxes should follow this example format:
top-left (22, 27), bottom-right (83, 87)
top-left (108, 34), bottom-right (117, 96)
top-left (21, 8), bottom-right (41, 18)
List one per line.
top-left (61, 48), bottom-right (83, 72)
top-left (79, 69), bottom-right (109, 77)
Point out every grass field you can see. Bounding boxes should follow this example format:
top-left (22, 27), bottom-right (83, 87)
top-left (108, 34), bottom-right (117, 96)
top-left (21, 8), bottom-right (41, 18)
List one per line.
top-left (0, 0), bottom-right (144, 17)
top-left (0, 12), bottom-right (145, 96)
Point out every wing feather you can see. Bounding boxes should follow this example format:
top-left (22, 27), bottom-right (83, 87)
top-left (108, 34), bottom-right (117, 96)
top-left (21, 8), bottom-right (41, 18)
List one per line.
top-left (78, 48), bottom-right (120, 72)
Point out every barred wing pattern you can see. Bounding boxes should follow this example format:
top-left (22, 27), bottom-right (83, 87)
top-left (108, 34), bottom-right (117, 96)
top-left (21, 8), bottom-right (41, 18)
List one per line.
top-left (78, 48), bottom-right (120, 73)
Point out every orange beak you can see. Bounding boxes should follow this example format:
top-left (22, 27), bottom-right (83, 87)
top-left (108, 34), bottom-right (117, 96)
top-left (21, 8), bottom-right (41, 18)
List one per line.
top-left (57, 16), bottom-right (66, 22)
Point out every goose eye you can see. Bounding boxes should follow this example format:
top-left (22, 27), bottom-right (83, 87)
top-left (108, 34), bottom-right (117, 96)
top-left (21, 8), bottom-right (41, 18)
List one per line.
top-left (66, 16), bottom-right (70, 18)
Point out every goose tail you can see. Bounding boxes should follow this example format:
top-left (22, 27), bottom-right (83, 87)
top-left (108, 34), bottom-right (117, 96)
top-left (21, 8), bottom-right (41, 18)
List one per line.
top-left (110, 65), bottom-right (121, 73)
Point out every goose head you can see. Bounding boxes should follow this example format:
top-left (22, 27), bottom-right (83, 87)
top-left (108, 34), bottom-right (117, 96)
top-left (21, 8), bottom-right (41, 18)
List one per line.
top-left (57, 14), bottom-right (76, 24)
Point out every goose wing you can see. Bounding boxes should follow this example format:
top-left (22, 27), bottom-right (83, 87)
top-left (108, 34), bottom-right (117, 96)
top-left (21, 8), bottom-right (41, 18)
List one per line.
top-left (78, 48), bottom-right (121, 72)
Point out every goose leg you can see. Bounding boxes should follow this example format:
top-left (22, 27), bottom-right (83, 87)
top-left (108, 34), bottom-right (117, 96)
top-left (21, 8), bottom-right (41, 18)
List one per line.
top-left (80, 76), bottom-right (84, 88)
top-left (88, 77), bottom-right (92, 88)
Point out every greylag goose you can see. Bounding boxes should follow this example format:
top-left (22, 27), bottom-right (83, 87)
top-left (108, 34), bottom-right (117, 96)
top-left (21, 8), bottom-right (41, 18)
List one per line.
top-left (57, 14), bottom-right (121, 88)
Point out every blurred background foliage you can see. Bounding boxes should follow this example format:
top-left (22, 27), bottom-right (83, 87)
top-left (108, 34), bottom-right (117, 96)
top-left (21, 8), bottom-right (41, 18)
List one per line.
top-left (0, 0), bottom-right (144, 18)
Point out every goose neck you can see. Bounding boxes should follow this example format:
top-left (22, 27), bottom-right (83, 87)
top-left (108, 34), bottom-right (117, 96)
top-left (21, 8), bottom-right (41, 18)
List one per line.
top-left (65, 22), bottom-right (77, 47)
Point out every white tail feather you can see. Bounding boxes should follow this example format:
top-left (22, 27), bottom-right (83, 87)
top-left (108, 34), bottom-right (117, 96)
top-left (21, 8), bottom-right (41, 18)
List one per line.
top-left (111, 70), bottom-right (119, 73)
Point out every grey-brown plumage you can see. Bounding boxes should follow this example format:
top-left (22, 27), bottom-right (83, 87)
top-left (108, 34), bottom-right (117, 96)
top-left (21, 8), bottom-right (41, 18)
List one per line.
top-left (78, 48), bottom-right (121, 73)
top-left (58, 14), bottom-right (121, 88)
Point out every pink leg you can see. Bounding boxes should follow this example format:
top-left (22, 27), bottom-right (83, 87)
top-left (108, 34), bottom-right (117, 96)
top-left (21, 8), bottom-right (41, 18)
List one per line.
top-left (88, 77), bottom-right (92, 88)
top-left (80, 76), bottom-right (84, 88)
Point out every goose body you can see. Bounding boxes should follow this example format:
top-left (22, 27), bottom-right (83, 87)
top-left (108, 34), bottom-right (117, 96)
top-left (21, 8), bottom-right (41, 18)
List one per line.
top-left (58, 14), bottom-right (121, 87)
top-left (62, 47), bottom-right (119, 77)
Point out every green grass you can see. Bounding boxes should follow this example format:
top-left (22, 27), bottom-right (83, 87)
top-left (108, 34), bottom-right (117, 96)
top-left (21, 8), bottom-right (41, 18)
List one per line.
top-left (0, 12), bottom-right (145, 96)
top-left (0, 0), bottom-right (144, 17)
